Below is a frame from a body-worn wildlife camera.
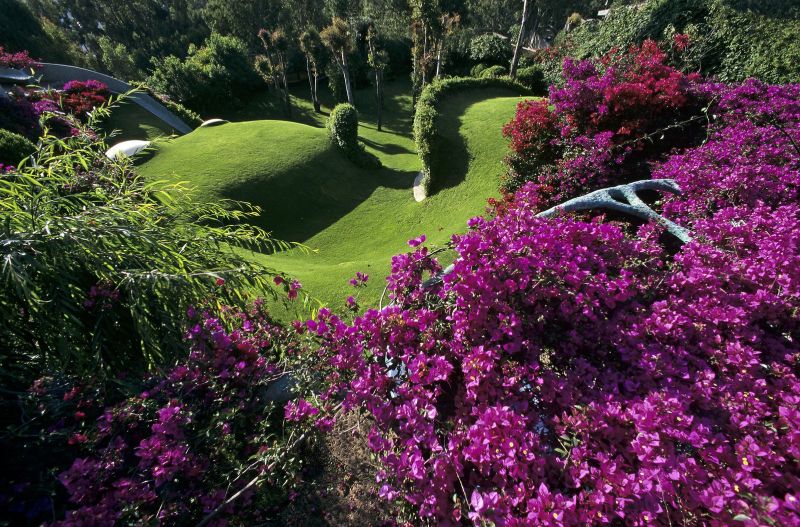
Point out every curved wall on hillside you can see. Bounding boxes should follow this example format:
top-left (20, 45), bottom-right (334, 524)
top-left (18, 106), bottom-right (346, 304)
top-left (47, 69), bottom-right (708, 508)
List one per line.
top-left (37, 63), bottom-right (193, 134)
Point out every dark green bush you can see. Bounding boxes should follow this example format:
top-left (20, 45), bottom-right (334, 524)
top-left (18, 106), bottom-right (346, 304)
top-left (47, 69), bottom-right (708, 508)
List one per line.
top-left (710, 1), bottom-right (800, 84)
top-left (470, 63), bottom-right (489, 77)
top-left (327, 103), bottom-right (381, 169)
top-left (479, 65), bottom-right (508, 78)
top-left (469, 34), bottom-right (512, 66)
top-left (0, 128), bottom-right (35, 165)
top-left (413, 77), bottom-right (531, 195)
top-left (148, 33), bottom-right (261, 114)
top-left (0, 115), bottom-right (291, 384)
top-left (558, 0), bottom-right (800, 84)
top-left (328, 103), bottom-right (359, 149)
top-left (516, 65), bottom-right (548, 95)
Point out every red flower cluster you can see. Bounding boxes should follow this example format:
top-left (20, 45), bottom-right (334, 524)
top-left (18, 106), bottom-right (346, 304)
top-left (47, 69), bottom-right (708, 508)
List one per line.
top-left (502, 40), bottom-right (705, 201)
top-left (59, 80), bottom-right (111, 119)
top-left (308, 67), bottom-right (800, 527)
top-left (0, 46), bottom-right (39, 69)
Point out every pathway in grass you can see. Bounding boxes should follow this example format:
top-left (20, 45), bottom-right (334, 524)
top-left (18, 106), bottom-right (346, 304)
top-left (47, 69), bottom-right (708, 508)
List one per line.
top-left (137, 82), bottom-right (528, 312)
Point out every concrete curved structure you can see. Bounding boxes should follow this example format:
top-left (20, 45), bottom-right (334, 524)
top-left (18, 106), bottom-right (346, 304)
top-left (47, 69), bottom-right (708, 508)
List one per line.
top-left (106, 140), bottom-right (151, 160)
top-left (36, 63), bottom-right (193, 135)
top-left (199, 118), bottom-right (229, 127)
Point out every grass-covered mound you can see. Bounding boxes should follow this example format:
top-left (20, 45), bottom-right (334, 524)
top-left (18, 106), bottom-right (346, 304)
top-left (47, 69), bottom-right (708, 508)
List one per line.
top-left (101, 100), bottom-right (183, 141)
top-left (138, 82), bottom-right (528, 309)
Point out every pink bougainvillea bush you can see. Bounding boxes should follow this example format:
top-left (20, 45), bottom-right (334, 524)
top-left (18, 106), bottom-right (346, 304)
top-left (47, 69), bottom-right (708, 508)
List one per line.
top-left (0, 46), bottom-right (39, 70)
top-left (0, 47), bottom-right (110, 141)
top-left (58, 80), bottom-right (111, 119)
top-left (37, 302), bottom-right (317, 526)
top-left (502, 39), bottom-right (705, 200)
top-left (306, 79), bottom-right (800, 524)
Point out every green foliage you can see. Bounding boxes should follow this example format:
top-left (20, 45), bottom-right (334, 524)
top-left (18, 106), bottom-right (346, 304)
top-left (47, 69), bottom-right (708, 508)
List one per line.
top-left (470, 63), bottom-right (489, 77)
top-left (516, 65), bottom-right (547, 94)
top-left (325, 60), bottom-right (348, 101)
top-left (321, 17), bottom-right (355, 55)
top-left (0, 107), bottom-right (292, 385)
top-left (148, 33), bottom-right (261, 113)
top-left (28, 0), bottom-right (210, 74)
top-left (328, 103), bottom-right (359, 147)
top-left (479, 64), bottom-right (508, 78)
top-left (469, 33), bottom-right (512, 65)
top-left (130, 82), bottom-right (203, 127)
top-left (413, 76), bottom-right (530, 194)
top-left (97, 36), bottom-right (142, 80)
top-left (0, 0), bottom-right (78, 64)
top-left (0, 129), bottom-right (36, 165)
top-left (559, 0), bottom-right (800, 84)
top-left (300, 27), bottom-right (325, 67)
top-left (710, 1), bottom-right (800, 84)
top-left (327, 103), bottom-right (381, 168)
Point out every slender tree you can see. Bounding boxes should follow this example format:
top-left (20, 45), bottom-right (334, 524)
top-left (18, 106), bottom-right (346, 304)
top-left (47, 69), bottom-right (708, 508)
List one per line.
top-left (365, 22), bottom-right (389, 131)
top-left (258, 27), bottom-right (292, 117)
top-left (410, 18), bottom-right (424, 107)
top-left (434, 12), bottom-right (460, 78)
top-left (510, 0), bottom-right (535, 78)
top-left (321, 17), bottom-right (355, 105)
top-left (299, 28), bottom-right (324, 113)
top-left (257, 28), bottom-right (281, 91)
top-left (271, 28), bottom-right (292, 118)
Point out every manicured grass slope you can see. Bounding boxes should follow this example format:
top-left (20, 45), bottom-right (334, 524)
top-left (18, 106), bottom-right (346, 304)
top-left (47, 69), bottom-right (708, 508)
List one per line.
top-left (101, 100), bottom-right (181, 141)
top-left (138, 84), bottom-right (527, 311)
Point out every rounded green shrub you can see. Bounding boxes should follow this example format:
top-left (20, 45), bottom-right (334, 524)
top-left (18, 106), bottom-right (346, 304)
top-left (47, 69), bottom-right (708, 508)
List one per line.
top-left (479, 65), bottom-right (508, 78)
top-left (327, 103), bottom-right (381, 169)
top-left (327, 103), bottom-right (359, 150)
top-left (470, 63), bottom-right (489, 77)
top-left (516, 65), bottom-right (547, 94)
top-left (0, 128), bottom-right (35, 165)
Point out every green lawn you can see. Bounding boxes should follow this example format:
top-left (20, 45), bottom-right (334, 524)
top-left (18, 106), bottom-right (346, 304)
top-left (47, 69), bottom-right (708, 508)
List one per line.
top-left (101, 100), bottom-right (181, 141)
top-left (136, 80), bottom-right (528, 313)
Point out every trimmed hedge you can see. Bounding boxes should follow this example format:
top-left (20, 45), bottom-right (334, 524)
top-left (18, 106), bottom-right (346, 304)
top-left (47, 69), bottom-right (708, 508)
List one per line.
top-left (470, 63), bottom-right (489, 77)
top-left (413, 77), bottom-right (531, 195)
top-left (516, 65), bottom-right (547, 95)
top-left (327, 103), bottom-right (381, 169)
top-left (479, 65), bottom-right (508, 78)
top-left (328, 103), bottom-right (359, 150)
top-left (0, 128), bottom-right (35, 165)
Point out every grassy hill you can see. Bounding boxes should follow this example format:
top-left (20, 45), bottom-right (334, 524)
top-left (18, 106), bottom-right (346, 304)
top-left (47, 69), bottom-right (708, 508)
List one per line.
top-left (136, 81), bottom-right (529, 313)
top-left (101, 100), bottom-right (182, 141)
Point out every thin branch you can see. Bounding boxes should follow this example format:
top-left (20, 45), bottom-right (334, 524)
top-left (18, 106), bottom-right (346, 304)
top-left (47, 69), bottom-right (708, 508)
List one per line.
top-left (537, 179), bottom-right (692, 244)
top-left (419, 179), bottom-right (693, 291)
top-left (194, 432), bottom-right (308, 527)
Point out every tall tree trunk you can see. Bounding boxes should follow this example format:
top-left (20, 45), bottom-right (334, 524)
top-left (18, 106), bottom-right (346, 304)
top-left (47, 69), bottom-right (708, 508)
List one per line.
top-left (306, 55), bottom-right (319, 113)
top-left (341, 52), bottom-right (354, 106)
top-left (279, 55), bottom-right (291, 118)
top-left (312, 70), bottom-right (321, 113)
top-left (375, 69), bottom-right (383, 131)
top-left (510, 0), bottom-right (533, 78)
top-left (435, 40), bottom-right (443, 78)
top-left (422, 26), bottom-right (428, 88)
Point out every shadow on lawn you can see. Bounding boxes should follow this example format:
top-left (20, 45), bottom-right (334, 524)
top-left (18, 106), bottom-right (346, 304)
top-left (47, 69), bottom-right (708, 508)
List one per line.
top-left (220, 147), bottom-right (416, 245)
top-left (360, 136), bottom-right (412, 155)
top-left (428, 87), bottom-right (520, 194)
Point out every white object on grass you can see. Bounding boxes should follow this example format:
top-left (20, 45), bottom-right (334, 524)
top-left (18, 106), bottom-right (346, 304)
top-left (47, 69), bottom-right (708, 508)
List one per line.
top-left (106, 140), bottom-right (151, 159)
